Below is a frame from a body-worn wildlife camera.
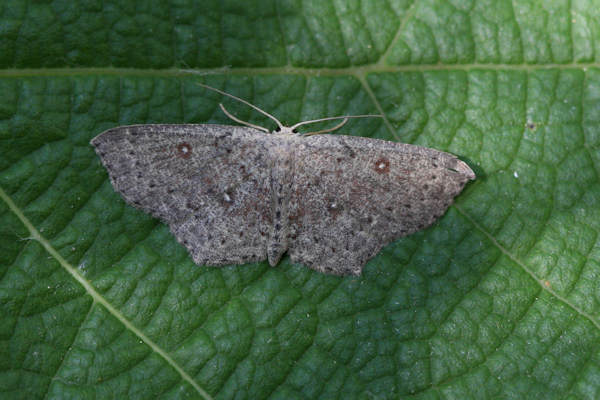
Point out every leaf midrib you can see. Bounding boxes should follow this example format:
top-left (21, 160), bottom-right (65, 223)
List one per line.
top-left (455, 204), bottom-right (600, 331)
top-left (0, 63), bottom-right (599, 79)
top-left (0, 187), bottom-right (214, 400)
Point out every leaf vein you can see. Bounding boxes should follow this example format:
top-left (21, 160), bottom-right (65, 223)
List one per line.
top-left (455, 203), bottom-right (600, 332)
top-left (0, 186), bottom-right (214, 400)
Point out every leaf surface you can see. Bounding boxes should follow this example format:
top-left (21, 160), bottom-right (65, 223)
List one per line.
top-left (1, 1), bottom-right (600, 399)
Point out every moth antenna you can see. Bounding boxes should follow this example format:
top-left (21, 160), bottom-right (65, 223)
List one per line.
top-left (198, 82), bottom-right (285, 132)
top-left (291, 114), bottom-right (383, 135)
top-left (303, 118), bottom-right (348, 136)
top-left (219, 104), bottom-right (270, 133)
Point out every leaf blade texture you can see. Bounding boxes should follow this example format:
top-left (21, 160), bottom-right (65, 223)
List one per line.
top-left (1, 1), bottom-right (600, 399)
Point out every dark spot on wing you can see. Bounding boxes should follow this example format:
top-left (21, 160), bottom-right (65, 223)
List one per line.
top-left (374, 157), bottom-right (390, 174)
top-left (326, 198), bottom-right (343, 219)
top-left (176, 142), bottom-right (192, 159)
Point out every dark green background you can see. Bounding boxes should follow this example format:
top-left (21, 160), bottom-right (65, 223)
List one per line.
top-left (2, 0), bottom-right (600, 399)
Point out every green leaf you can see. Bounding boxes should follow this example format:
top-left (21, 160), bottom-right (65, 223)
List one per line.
top-left (2, 1), bottom-right (600, 399)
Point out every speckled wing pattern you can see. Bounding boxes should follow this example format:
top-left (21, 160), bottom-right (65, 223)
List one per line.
top-left (286, 134), bottom-right (475, 275)
top-left (91, 124), bottom-right (475, 275)
top-left (91, 124), bottom-right (276, 266)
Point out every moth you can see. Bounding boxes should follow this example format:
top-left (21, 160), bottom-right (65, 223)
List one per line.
top-left (91, 83), bottom-right (475, 275)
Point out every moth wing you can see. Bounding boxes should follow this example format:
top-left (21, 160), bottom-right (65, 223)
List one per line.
top-left (287, 134), bottom-right (475, 275)
top-left (91, 124), bottom-right (274, 266)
